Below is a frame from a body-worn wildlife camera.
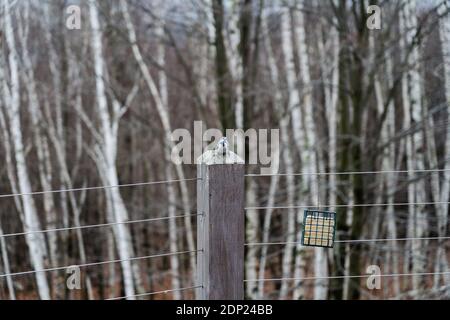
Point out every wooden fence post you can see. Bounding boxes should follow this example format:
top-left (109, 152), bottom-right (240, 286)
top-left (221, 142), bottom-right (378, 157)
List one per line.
top-left (196, 150), bottom-right (245, 300)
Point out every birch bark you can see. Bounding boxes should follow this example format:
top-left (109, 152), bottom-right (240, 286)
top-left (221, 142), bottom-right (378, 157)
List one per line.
top-left (279, 4), bottom-right (300, 298)
top-left (89, 0), bottom-right (138, 299)
top-left (257, 11), bottom-right (282, 299)
top-left (400, 0), bottom-right (427, 293)
top-left (291, 2), bottom-right (326, 300)
top-left (155, 5), bottom-right (181, 297)
top-left (432, 0), bottom-right (450, 287)
top-left (2, 0), bottom-right (50, 299)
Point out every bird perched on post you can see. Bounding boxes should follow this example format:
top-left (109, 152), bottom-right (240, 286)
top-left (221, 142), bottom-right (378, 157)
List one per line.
top-left (197, 136), bottom-right (243, 165)
top-left (215, 137), bottom-right (229, 156)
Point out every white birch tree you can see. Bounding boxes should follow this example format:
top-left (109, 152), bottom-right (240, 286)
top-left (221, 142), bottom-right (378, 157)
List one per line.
top-left (88, 0), bottom-right (140, 299)
top-left (279, 4), bottom-right (301, 298)
top-left (430, 0), bottom-right (450, 288)
top-left (256, 10), bottom-right (283, 299)
top-left (1, 0), bottom-right (50, 300)
top-left (290, 1), bottom-right (326, 300)
top-left (400, 0), bottom-right (427, 293)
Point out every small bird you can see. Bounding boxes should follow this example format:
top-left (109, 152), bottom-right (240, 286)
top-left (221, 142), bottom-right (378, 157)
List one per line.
top-left (216, 137), bottom-right (229, 156)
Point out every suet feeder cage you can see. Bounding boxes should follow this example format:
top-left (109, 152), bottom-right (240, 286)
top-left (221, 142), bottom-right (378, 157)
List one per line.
top-left (301, 210), bottom-right (336, 248)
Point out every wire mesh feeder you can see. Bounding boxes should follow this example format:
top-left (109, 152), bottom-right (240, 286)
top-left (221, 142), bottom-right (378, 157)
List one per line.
top-left (301, 210), bottom-right (336, 248)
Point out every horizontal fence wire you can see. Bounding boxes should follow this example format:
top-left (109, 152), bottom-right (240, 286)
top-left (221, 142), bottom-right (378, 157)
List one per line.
top-left (106, 285), bottom-right (202, 300)
top-left (245, 201), bottom-right (450, 211)
top-left (0, 213), bottom-right (200, 239)
top-left (245, 236), bottom-right (450, 246)
top-left (244, 270), bottom-right (450, 282)
top-left (0, 178), bottom-right (199, 199)
top-left (245, 168), bottom-right (450, 177)
top-left (0, 250), bottom-right (200, 279)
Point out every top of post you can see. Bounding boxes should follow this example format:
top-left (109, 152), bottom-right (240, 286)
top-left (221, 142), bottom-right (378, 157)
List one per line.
top-left (197, 150), bottom-right (244, 165)
top-left (197, 137), bottom-right (244, 165)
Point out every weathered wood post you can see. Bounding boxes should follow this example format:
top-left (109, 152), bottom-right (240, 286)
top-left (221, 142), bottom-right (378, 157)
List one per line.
top-left (196, 147), bottom-right (245, 300)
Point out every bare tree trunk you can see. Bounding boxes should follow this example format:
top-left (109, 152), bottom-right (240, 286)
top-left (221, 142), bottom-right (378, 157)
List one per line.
top-left (257, 172), bottom-right (280, 299)
top-left (384, 52), bottom-right (403, 297)
top-left (279, 118), bottom-right (297, 300)
top-left (88, 0), bottom-right (137, 299)
top-left (317, 2), bottom-right (339, 218)
top-left (433, 1), bottom-right (450, 288)
top-left (401, 0), bottom-right (427, 294)
top-left (278, 5), bottom-right (300, 298)
top-left (212, 0), bottom-right (235, 129)
top-left (2, 0), bottom-right (51, 300)
top-left (0, 226), bottom-right (15, 300)
top-left (245, 179), bottom-right (259, 299)
top-left (165, 160), bottom-right (181, 298)
top-left (372, 32), bottom-right (401, 295)
top-left (16, 5), bottom-right (61, 296)
top-left (330, 0), bottom-right (352, 299)
top-left (0, 39), bottom-right (20, 303)
top-left (226, 0), bottom-right (244, 129)
top-left (290, 1), bottom-right (327, 300)
top-left (318, 9), bottom-right (339, 300)
top-left (257, 12), bottom-right (282, 299)
top-left (155, 4), bottom-right (181, 297)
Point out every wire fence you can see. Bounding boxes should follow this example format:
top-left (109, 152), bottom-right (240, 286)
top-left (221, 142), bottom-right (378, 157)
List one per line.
top-left (0, 168), bottom-right (446, 200)
top-left (1, 168), bottom-right (450, 299)
top-left (245, 236), bottom-right (450, 246)
top-left (0, 250), bottom-right (199, 279)
top-left (0, 177), bottom-right (199, 199)
top-left (244, 271), bottom-right (450, 283)
top-left (245, 168), bottom-right (450, 177)
top-left (106, 285), bottom-right (202, 300)
top-left (245, 201), bottom-right (450, 211)
top-left (243, 168), bottom-right (450, 298)
top-left (0, 176), bottom-right (203, 300)
top-left (0, 213), bottom-right (200, 239)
